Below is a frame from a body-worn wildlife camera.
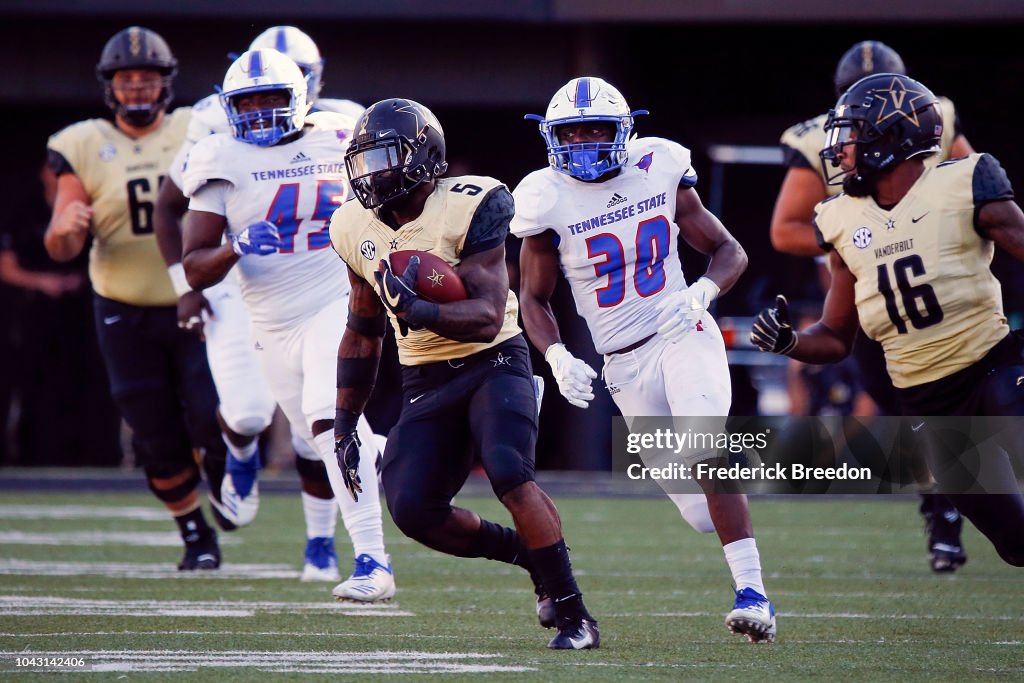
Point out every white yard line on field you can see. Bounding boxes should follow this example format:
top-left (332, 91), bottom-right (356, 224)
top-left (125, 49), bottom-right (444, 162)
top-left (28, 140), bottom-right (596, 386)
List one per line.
top-left (0, 531), bottom-right (240, 546)
top-left (0, 650), bottom-right (533, 674)
top-left (0, 559), bottom-right (295, 579)
top-left (0, 596), bottom-right (412, 618)
top-left (0, 505), bottom-right (169, 520)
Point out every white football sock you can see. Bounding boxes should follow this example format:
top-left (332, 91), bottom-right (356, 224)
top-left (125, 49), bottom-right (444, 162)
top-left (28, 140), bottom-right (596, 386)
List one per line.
top-left (301, 490), bottom-right (337, 540)
top-left (723, 537), bottom-right (766, 596)
top-left (312, 430), bottom-right (387, 565)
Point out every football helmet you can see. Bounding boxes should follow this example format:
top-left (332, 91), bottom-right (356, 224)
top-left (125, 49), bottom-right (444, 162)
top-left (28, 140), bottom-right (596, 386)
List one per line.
top-left (833, 40), bottom-right (906, 96)
top-left (526, 76), bottom-right (647, 181)
top-left (820, 73), bottom-right (942, 193)
top-left (220, 49), bottom-right (309, 147)
top-left (95, 26), bottom-right (177, 127)
top-left (345, 98), bottom-right (448, 209)
top-left (248, 26), bottom-right (325, 104)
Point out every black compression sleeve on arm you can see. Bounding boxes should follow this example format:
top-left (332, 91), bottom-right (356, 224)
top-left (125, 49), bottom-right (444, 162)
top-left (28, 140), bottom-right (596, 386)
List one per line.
top-left (337, 357), bottom-right (379, 390)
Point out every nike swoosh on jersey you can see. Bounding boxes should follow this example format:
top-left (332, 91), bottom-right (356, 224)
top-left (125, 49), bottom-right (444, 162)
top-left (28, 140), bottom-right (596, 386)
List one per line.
top-left (103, 315), bottom-right (122, 325)
top-left (410, 393), bottom-right (427, 403)
top-left (911, 212), bottom-right (930, 223)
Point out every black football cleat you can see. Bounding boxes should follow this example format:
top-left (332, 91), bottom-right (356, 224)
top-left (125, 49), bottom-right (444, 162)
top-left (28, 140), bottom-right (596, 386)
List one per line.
top-left (547, 617), bottom-right (600, 650)
top-left (922, 496), bottom-right (967, 573)
top-left (930, 543), bottom-right (967, 573)
top-left (178, 528), bottom-right (221, 571)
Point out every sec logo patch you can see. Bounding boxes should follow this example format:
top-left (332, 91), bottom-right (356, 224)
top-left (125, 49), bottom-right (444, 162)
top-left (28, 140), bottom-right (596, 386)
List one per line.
top-left (852, 227), bottom-right (872, 249)
top-left (359, 240), bottom-right (376, 261)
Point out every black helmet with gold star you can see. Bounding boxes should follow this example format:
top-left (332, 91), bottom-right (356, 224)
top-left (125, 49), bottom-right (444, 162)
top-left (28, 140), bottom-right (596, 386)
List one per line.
top-left (820, 73), bottom-right (942, 192)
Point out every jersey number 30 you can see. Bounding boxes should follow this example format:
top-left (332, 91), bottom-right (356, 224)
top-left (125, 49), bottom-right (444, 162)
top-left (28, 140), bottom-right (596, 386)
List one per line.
top-left (586, 216), bottom-right (670, 307)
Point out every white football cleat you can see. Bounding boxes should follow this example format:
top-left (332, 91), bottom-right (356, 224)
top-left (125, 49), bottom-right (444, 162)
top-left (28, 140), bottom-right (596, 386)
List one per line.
top-left (726, 588), bottom-right (777, 643)
top-left (332, 554), bottom-right (396, 602)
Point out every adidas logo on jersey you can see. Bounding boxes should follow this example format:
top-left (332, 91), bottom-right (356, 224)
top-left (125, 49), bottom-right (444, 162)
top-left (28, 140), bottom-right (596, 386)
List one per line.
top-left (606, 193), bottom-right (628, 208)
top-left (289, 151), bottom-right (312, 164)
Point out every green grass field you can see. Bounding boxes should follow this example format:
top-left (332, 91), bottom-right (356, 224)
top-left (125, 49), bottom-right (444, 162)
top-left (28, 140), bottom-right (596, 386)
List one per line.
top-left (0, 489), bottom-right (1021, 680)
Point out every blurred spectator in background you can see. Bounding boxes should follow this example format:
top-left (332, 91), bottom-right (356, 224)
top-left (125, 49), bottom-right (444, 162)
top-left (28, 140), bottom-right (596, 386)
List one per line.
top-left (0, 159), bottom-right (121, 466)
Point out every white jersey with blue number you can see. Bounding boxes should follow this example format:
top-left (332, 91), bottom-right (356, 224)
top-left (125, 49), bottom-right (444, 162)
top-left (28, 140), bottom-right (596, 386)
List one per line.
top-left (181, 111), bottom-right (355, 332)
top-left (511, 137), bottom-right (694, 354)
top-left (170, 94), bottom-right (363, 188)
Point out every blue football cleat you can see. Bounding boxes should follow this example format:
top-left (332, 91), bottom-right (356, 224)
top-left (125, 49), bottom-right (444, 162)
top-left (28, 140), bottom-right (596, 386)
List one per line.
top-left (726, 587), bottom-right (776, 643)
top-left (301, 536), bottom-right (340, 582)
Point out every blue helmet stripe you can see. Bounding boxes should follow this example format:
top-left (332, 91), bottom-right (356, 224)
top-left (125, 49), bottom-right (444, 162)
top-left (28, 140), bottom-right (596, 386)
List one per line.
top-left (574, 78), bottom-right (592, 107)
top-left (248, 50), bottom-right (263, 76)
top-left (275, 28), bottom-right (287, 53)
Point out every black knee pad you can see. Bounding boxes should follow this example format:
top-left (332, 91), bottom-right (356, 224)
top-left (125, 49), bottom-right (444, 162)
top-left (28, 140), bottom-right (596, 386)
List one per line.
top-left (134, 432), bottom-right (194, 470)
top-left (295, 453), bottom-right (330, 483)
top-left (478, 440), bottom-right (535, 500)
top-left (145, 462), bottom-right (201, 504)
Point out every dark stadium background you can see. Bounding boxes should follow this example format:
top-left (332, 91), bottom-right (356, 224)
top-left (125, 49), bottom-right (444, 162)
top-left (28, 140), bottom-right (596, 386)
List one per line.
top-left (2, 2), bottom-right (1023, 470)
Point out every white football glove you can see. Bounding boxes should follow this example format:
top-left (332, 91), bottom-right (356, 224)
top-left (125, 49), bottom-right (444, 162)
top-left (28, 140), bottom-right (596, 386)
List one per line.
top-left (654, 277), bottom-right (720, 344)
top-left (544, 343), bottom-right (598, 409)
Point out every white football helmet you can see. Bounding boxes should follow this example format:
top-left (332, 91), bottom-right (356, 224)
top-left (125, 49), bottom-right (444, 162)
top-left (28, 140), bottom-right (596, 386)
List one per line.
top-left (221, 48), bottom-right (309, 147)
top-left (526, 76), bottom-right (647, 180)
top-left (249, 26), bottom-right (324, 103)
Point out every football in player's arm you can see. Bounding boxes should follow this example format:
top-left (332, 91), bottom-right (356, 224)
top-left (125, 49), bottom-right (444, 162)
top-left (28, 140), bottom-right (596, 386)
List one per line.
top-left (329, 97), bottom-right (600, 650)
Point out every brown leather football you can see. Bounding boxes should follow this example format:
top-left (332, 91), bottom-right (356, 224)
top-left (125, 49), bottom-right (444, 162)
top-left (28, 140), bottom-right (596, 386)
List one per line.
top-left (387, 250), bottom-right (467, 303)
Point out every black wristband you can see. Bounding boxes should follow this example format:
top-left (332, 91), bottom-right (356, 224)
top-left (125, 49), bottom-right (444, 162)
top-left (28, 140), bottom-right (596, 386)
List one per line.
top-left (346, 309), bottom-right (386, 338)
top-left (337, 357), bottom-right (378, 389)
top-left (334, 408), bottom-right (359, 437)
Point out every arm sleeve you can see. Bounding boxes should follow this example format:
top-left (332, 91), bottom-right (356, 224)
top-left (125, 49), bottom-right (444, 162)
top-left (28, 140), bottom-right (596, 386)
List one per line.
top-left (462, 186), bottom-right (514, 257)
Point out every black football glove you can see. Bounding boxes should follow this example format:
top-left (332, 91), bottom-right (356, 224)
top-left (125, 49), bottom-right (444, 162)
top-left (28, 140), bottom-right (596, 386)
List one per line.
top-left (374, 256), bottom-right (439, 337)
top-left (750, 294), bottom-right (798, 355)
top-left (334, 409), bottom-right (362, 502)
